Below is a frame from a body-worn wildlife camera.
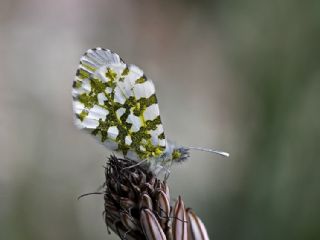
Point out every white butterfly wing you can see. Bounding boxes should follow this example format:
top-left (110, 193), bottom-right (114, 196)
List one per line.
top-left (72, 48), bottom-right (167, 161)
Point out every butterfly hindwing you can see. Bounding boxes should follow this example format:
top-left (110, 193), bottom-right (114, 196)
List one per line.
top-left (72, 48), bottom-right (167, 161)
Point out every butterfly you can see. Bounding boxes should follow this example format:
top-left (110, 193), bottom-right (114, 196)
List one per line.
top-left (72, 48), bottom-right (228, 172)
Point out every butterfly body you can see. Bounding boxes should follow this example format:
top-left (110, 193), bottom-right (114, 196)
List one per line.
top-left (72, 48), bottom-right (189, 170)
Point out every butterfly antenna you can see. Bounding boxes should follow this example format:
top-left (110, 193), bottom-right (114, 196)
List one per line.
top-left (187, 146), bottom-right (230, 157)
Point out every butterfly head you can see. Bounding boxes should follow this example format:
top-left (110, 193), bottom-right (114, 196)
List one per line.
top-left (160, 140), bottom-right (190, 164)
top-left (158, 140), bottom-right (229, 167)
top-left (148, 142), bottom-right (189, 173)
top-left (171, 147), bottom-right (190, 162)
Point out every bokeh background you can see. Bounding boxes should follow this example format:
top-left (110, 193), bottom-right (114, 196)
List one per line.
top-left (1, 0), bottom-right (319, 239)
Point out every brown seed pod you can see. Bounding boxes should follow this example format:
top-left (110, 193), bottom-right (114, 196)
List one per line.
top-left (103, 155), bottom-right (210, 240)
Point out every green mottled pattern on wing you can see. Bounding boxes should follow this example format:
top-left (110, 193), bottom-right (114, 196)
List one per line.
top-left (72, 48), bottom-right (166, 161)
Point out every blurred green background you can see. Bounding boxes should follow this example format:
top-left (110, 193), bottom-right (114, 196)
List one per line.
top-left (0, 0), bottom-right (319, 239)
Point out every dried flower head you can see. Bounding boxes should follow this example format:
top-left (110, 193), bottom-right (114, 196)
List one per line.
top-left (103, 155), bottom-right (210, 240)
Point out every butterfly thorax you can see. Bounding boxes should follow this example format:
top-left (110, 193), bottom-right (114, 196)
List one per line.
top-left (159, 140), bottom-right (190, 162)
top-left (147, 142), bottom-right (190, 172)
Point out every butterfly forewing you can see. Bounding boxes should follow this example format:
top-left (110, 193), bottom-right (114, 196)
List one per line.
top-left (72, 48), bottom-right (167, 161)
